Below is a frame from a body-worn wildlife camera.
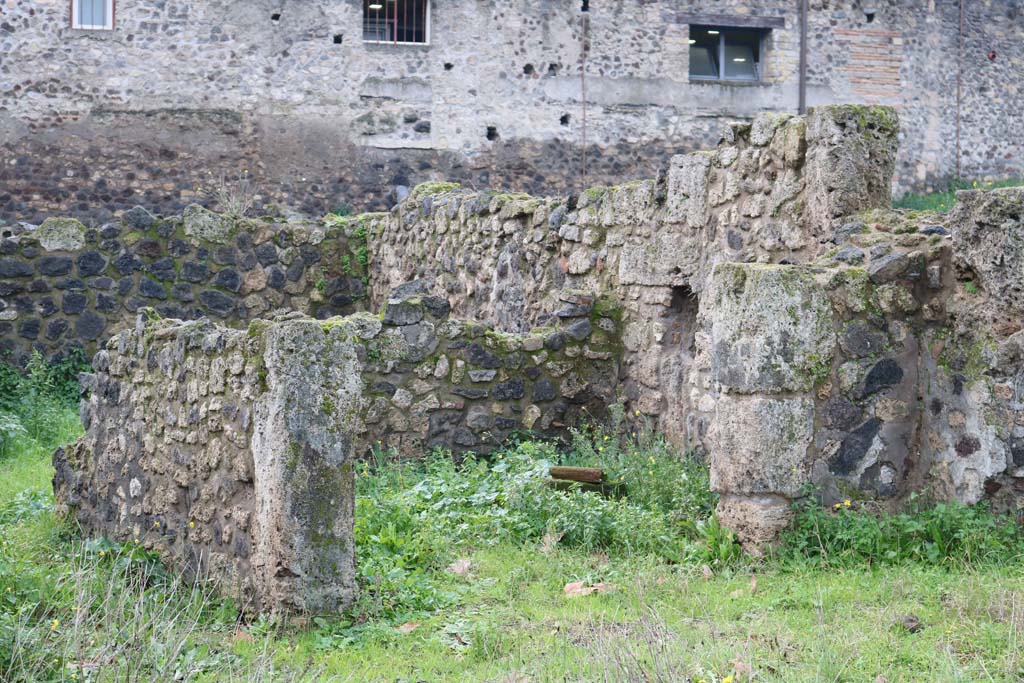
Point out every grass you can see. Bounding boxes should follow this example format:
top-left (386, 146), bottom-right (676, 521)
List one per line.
top-left (2, 370), bottom-right (1024, 681)
top-left (894, 177), bottom-right (1023, 213)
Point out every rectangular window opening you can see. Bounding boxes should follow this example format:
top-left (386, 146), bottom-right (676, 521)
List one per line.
top-left (689, 25), bottom-right (766, 82)
top-left (363, 0), bottom-right (430, 45)
top-left (71, 0), bottom-right (114, 30)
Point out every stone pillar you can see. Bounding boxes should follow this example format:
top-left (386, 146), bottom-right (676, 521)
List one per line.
top-left (699, 263), bottom-right (836, 554)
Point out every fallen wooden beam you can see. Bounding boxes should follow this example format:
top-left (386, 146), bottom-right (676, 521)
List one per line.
top-left (549, 466), bottom-right (604, 484)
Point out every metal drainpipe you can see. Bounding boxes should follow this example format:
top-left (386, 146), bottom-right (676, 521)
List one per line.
top-left (580, 7), bottom-right (589, 186)
top-left (798, 0), bottom-right (809, 115)
top-left (956, 0), bottom-right (964, 179)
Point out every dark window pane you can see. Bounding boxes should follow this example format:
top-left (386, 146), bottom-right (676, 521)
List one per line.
top-left (723, 29), bottom-right (762, 80)
top-left (689, 46), bottom-right (718, 78)
top-left (724, 43), bottom-right (758, 79)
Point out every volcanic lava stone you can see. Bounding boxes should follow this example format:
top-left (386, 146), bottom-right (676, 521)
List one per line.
top-left (493, 378), bottom-right (525, 400)
top-left (267, 266), bottom-right (286, 290)
top-left (255, 242), bottom-right (278, 266)
top-left (861, 358), bottom-right (904, 397)
top-left (18, 318), bottom-right (41, 339)
top-left (532, 378), bottom-right (557, 402)
top-left (76, 251), bottom-right (108, 276)
top-left (37, 256), bottom-right (73, 276)
top-left (466, 343), bottom-right (502, 369)
top-left (212, 269), bottom-right (242, 292)
top-left (46, 318), bottom-right (69, 341)
top-left (122, 206), bottom-right (157, 230)
top-left (830, 418), bottom-right (882, 475)
top-left (0, 258), bottom-right (34, 278)
top-left (35, 297), bottom-right (58, 317)
top-left (182, 261), bottom-right (209, 282)
top-left (382, 300), bottom-right (424, 326)
top-left (113, 253), bottom-right (142, 274)
top-left (199, 290), bottom-right (235, 316)
top-left (139, 277), bottom-right (168, 300)
top-left (149, 257), bottom-right (178, 281)
top-left (62, 292), bottom-right (88, 315)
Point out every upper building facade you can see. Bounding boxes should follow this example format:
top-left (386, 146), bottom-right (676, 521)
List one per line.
top-left (1, 0), bottom-right (1021, 221)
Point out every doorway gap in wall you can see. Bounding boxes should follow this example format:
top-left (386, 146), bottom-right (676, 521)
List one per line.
top-left (486, 126), bottom-right (499, 141)
top-left (333, 34), bottom-right (343, 44)
top-left (667, 285), bottom-right (698, 358)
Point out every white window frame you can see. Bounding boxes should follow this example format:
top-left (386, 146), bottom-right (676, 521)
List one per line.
top-left (362, 0), bottom-right (431, 47)
top-left (71, 0), bottom-right (115, 30)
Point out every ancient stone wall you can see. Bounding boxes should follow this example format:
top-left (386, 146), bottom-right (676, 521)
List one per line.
top-left (53, 286), bottom-right (619, 611)
top-left (53, 314), bottom-right (362, 614)
top-left (45, 104), bottom-right (1024, 570)
top-left (698, 189), bottom-right (1024, 550)
top-left (336, 280), bottom-right (619, 459)
top-left (0, 205), bottom-right (373, 364)
top-left (2, 0), bottom-right (1021, 222)
top-left (372, 105), bottom-right (897, 445)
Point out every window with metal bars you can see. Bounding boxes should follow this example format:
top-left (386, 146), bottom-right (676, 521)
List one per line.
top-left (363, 0), bottom-right (430, 45)
top-left (71, 0), bottom-right (114, 30)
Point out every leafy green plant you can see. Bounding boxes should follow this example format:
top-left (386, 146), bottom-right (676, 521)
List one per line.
top-left (777, 494), bottom-right (1024, 567)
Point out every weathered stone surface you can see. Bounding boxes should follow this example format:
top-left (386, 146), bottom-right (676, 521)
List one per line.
top-left (705, 264), bottom-right (835, 394)
top-left (709, 396), bottom-right (815, 498)
top-left (867, 253), bottom-right (910, 283)
top-left (715, 494), bottom-right (794, 557)
top-left (183, 204), bottom-right (234, 244)
top-left (54, 314), bottom-right (361, 615)
top-left (37, 217), bottom-right (87, 251)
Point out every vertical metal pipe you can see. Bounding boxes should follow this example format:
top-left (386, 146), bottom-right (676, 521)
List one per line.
top-left (956, 0), bottom-right (964, 179)
top-left (798, 0), bottom-right (808, 114)
top-left (580, 10), bottom-right (588, 185)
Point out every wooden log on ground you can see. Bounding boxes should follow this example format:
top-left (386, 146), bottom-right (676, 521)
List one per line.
top-left (549, 466), bottom-right (604, 484)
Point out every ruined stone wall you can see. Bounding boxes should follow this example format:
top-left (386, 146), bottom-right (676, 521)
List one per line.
top-left (0, 205), bottom-right (373, 364)
top-left (2, 0), bottom-right (1021, 222)
top-left (53, 314), bottom-right (362, 614)
top-left (339, 282), bottom-right (619, 458)
top-left (372, 105), bottom-right (897, 445)
top-left (53, 286), bottom-right (620, 611)
top-left (700, 189), bottom-right (1024, 550)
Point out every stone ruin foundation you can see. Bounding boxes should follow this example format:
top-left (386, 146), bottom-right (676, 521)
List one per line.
top-left (40, 105), bottom-right (1024, 612)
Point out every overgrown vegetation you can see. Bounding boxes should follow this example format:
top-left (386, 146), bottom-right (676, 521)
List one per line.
top-left (894, 177), bottom-right (1023, 213)
top-left (2, 387), bottom-right (1024, 680)
top-left (0, 351), bottom-right (87, 461)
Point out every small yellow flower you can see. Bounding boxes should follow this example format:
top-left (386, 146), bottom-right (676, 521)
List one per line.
top-left (133, 539), bottom-right (140, 545)
top-left (154, 521), bottom-right (160, 528)
top-left (724, 677), bottom-right (734, 683)
top-left (843, 499), bottom-right (851, 507)
top-left (603, 435), bottom-right (609, 441)
top-left (98, 550), bottom-right (105, 557)
top-left (51, 619), bottom-right (60, 631)
top-left (189, 521), bottom-right (195, 529)
top-left (634, 410), bottom-right (641, 416)
top-left (649, 457), bottom-right (655, 464)
top-left (834, 502), bottom-right (842, 509)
